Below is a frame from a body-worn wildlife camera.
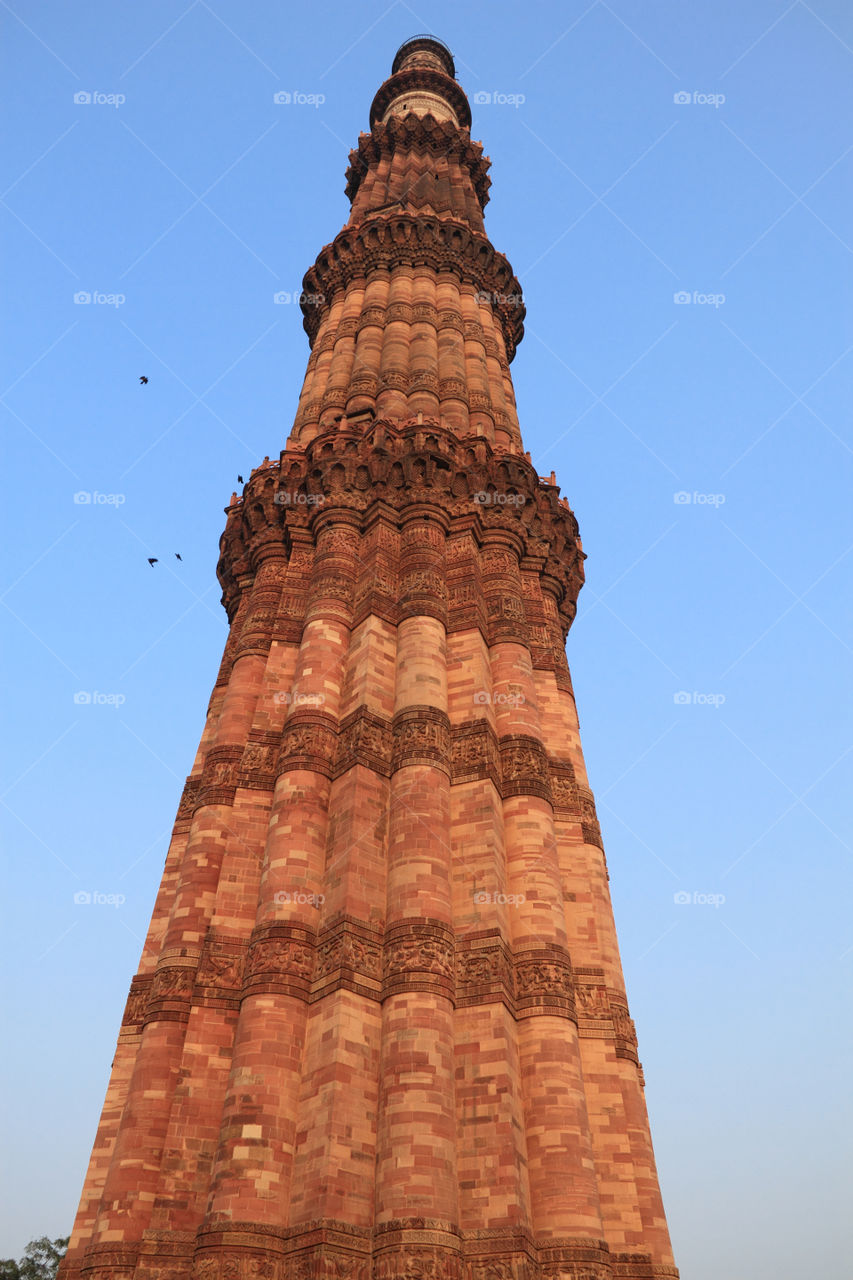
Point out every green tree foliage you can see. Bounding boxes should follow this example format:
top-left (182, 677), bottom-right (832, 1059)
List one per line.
top-left (0, 1238), bottom-right (69, 1280)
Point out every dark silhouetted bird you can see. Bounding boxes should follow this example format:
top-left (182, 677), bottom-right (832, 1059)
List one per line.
top-left (147, 558), bottom-right (158, 566)
top-left (237, 474), bottom-right (244, 484)
top-left (175, 553), bottom-right (182, 561)
top-left (139, 376), bottom-right (148, 385)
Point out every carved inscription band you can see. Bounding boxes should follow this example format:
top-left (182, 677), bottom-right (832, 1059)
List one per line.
top-left (124, 925), bottom-right (639, 1064)
top-left (79, 1228), bottom-right (678, 1280)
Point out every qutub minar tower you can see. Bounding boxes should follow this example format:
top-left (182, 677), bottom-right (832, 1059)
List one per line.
top-left (62, 37), bottom-right (678, 1280)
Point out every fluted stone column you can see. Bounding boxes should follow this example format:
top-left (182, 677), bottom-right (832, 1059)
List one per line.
top-left (375, 517), bottom-right (459, 1247)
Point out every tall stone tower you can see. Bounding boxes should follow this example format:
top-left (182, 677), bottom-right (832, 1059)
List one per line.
top-left (62, 36), bottom-right (678, 1280)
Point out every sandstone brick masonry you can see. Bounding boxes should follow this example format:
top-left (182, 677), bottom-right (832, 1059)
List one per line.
top-left (60, 36), bottom-right (678, 1280)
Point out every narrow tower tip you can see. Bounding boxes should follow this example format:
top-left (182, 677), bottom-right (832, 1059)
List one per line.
top-left (391, 34), bottom-right (455, 79)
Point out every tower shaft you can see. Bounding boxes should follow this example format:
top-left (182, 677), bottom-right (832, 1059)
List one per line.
top-left (62, 36), bottom-right (678, 1280)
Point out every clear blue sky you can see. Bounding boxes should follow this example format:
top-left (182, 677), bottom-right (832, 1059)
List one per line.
top-left (2, 3), bottom-right (851, 1277)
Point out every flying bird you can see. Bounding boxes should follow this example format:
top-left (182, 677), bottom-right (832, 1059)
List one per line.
top-left (139, 376), bottom-right (148, 385)
top-left (237, 474), bottom-right (244, 485)
top-left (175, 553), bottom-right (182, 561)
top-left (147, 558), bottom-right (158, 566)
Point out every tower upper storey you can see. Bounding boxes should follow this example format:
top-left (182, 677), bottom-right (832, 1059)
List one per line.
top-left (371, 36), bottom-right (470, 127)
top-left (293, 37), bottom-right (525, 451)
top-left (345, 36), bottom-right (489, 231)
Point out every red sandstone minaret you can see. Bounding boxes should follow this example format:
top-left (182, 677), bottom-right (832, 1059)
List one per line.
top-left (62, 36), bottom-right (679, 1280)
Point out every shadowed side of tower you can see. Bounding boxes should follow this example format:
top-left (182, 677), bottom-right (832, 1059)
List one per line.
top-left (60, 35), bottom-right (678, 1280)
